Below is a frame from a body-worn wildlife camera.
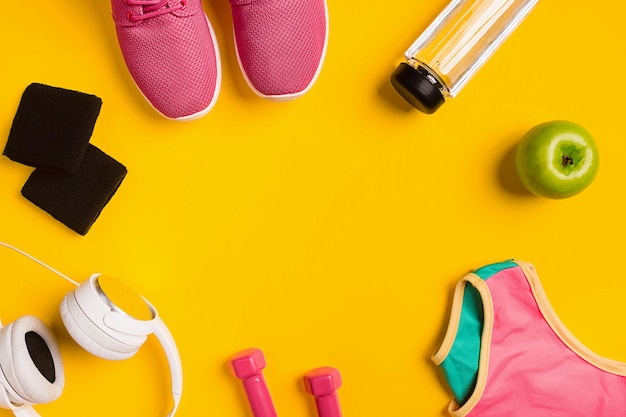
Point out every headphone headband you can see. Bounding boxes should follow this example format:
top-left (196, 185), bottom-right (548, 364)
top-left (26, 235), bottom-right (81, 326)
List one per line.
top-left (0, 369), bottom-right (40, 417)
top-left (153, 317), bottom-right (183, 417)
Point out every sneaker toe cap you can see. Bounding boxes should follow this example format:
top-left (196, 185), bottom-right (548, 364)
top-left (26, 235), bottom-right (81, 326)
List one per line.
top-left (116, 13), bottom-right (221, 119)
top-left (232, 0), bottom-right (328, 98)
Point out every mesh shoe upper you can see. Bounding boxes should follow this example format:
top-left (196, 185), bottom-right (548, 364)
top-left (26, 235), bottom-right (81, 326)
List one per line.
top-left (111, 0), bottom-right (221, 119)
top-left (230, 0), bottom-right (328, 99)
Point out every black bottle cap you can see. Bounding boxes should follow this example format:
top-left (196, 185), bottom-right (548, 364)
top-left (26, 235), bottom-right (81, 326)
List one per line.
top-left (390, 63), bottom-right (445, 114)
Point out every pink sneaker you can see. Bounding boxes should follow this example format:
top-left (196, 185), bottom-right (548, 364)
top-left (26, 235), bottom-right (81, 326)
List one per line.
top-left (229, 0), bottom-right (328, 100)
top-left (111, 0), bottom-right (221, 120)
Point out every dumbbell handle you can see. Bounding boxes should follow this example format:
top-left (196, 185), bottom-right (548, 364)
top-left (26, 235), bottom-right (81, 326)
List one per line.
top-left (314, 392), bottom-right (342, 417)
top-left (242, 375), bottom-right (278, 417)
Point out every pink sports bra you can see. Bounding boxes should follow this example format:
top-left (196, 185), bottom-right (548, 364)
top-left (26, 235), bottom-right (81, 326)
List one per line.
top-left (433, 260), bottom-right (626, 416)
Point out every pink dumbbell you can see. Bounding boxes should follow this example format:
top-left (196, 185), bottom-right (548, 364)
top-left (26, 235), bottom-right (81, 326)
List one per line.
top-left (230, 348), bottom-right (278, 417)
top-left (303, 367), bottom-right (343, 417)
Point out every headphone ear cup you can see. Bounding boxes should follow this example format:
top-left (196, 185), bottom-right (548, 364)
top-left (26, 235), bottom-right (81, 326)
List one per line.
top-left (59, 295), bottom-right (136, 361)
top-left (0, 315), bottom-right (64, 405)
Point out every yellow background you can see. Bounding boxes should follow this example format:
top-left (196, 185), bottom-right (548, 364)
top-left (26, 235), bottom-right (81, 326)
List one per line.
top-left (1, 1), bottom-right (625, 416)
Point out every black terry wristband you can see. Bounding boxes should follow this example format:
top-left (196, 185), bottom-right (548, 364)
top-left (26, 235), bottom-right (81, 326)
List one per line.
top-left (21, 144), bottom-right (127, 236)
top-left (4, 83), bottom-right (102, 174)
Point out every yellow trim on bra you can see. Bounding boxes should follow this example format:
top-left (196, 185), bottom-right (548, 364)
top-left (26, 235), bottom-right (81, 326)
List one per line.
top-left (432, 279), bottom-right (469, 366)
top-left (519, 261), bottom-right (626, 376)
top-left (431, 273), bottom-right (494, 417)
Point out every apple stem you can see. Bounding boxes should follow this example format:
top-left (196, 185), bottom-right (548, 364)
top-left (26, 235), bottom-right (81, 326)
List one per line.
top-left (562, 155), bottom-right (574, 167)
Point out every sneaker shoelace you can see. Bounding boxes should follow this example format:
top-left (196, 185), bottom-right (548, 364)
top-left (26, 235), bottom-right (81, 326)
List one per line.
top-left (125, 0), bottom-right (187, 22)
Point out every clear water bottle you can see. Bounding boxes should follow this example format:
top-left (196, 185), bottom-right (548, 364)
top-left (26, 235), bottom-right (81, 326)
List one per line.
top-left (390, 0), bottom-right (539, 114)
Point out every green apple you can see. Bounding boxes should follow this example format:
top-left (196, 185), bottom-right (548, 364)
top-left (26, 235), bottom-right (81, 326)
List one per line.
top-left (514, 120), bottom-right (599, 199)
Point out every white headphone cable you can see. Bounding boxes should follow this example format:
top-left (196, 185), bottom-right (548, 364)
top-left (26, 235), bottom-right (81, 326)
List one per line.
top-left (0, 241), bottom-right (78, 286)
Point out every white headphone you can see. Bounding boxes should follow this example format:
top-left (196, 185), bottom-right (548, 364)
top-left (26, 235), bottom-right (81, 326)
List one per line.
top-left (0, 242), bottom-right (182, 417)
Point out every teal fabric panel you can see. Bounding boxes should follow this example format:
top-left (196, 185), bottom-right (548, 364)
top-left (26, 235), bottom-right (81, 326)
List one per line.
top-left (440, 284), bottom-right (483, 404)
top-left (473, 260), bottom-right (517, 280)
top-left (438, 261), bottom-right (517, 404)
